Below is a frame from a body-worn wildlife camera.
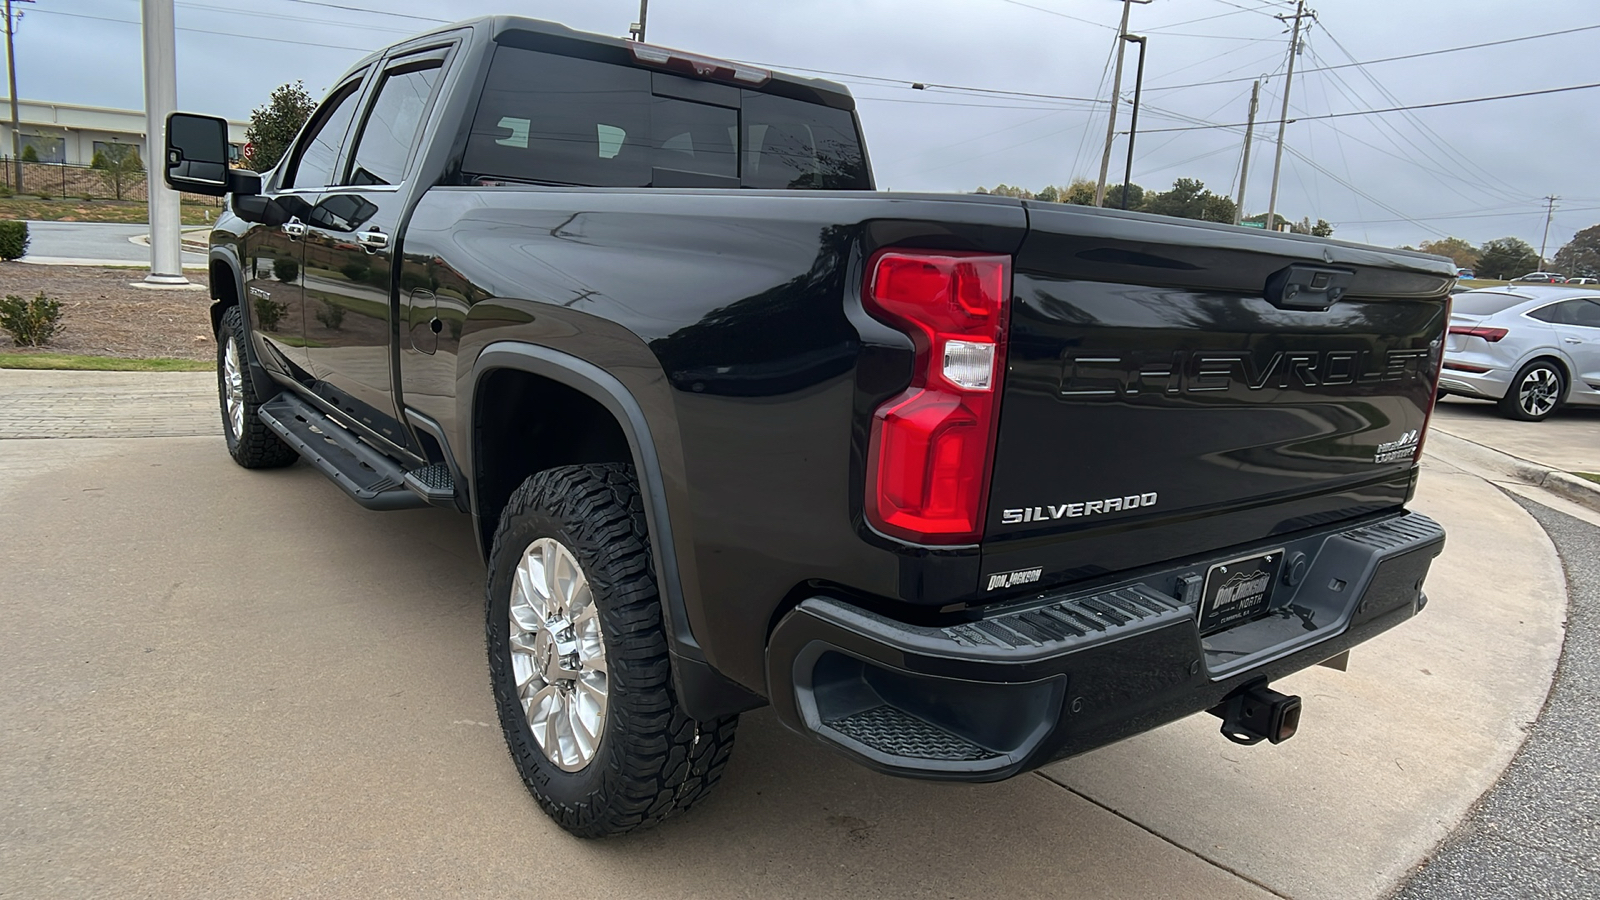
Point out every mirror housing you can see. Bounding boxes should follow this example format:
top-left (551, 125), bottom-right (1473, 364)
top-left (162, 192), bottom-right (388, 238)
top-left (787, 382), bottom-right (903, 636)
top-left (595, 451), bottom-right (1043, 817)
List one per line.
top-left (165, 112), bottom-right (260, 197)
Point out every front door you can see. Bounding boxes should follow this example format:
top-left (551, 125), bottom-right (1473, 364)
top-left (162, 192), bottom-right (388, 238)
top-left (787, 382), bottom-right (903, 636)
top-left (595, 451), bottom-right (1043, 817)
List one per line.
top-left (245, 74), bottom-right (367, 385)
top-left (301, 52), bottom-right (447, 455)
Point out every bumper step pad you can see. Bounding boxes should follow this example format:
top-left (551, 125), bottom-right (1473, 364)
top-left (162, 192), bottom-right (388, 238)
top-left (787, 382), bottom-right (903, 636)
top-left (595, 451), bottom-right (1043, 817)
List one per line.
top-left (826, 706), bottom-right (1000, 762)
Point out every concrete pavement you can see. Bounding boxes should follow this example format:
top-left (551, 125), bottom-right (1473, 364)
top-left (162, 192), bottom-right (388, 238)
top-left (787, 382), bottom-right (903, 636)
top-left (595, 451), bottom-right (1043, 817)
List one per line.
top-left (1431, 395), bottom-right (1600, 475)
top-left (0, 370), bottom-right (1575, 899)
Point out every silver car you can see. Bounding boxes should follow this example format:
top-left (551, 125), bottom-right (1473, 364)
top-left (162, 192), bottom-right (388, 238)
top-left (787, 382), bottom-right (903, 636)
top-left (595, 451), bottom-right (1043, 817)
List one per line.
top-left (1440, 286), bottom-right (1600, 421)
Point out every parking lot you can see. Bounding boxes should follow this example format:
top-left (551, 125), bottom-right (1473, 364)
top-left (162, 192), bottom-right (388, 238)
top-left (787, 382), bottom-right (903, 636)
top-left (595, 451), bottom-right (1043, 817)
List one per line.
top-left (1, 371), bottom-right (1594, 898)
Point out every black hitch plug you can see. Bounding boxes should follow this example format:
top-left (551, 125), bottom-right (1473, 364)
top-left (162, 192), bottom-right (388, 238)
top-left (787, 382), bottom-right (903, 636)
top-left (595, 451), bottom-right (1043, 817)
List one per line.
top-left (1208, 681), bottom-right (1302, 746)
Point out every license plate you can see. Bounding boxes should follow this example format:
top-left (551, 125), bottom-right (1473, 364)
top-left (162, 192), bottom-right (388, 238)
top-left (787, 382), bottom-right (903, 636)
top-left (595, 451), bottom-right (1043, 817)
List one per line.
top-left (1197, 549), bottom-right (1284, 635)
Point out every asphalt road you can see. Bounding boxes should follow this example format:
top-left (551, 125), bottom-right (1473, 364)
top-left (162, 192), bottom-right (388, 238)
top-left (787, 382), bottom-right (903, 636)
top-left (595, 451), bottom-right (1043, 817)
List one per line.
top-left (20, 220), bottom-right (207, 267)
top-left (1396, 496), bottom-right (1600, 898)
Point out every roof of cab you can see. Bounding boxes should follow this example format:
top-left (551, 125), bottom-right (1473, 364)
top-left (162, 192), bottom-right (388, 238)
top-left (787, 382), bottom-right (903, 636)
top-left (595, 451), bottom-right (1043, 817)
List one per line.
top-left (377, 15), bottom-right (855, 107)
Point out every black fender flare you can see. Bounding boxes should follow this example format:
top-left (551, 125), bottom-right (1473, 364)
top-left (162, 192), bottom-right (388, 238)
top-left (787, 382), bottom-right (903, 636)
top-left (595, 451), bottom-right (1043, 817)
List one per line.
top-left (465, 342), bottom-right (764, 720)
top-left (208, 246), bottom-right (276, 399)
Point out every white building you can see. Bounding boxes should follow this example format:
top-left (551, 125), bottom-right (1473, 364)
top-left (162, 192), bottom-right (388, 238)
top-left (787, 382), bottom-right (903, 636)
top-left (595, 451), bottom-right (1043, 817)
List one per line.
top-left (1, 98), bottom-right (248, 167)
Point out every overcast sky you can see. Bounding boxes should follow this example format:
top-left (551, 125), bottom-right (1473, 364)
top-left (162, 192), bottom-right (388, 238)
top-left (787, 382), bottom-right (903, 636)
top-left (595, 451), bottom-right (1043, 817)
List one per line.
top-left (11, 0), bottom-right (1600, 253)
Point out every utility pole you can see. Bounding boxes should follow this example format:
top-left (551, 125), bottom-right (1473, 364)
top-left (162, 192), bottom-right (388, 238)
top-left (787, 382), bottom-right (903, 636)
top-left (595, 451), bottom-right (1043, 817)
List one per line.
top-left (1266, 0), bottom-right (1309, 231)
top-left (629, 0), bottom-right (649, 41)
top-left (4, 0), bottom-right (34, 192)
top-left (140, 0), bottom-right (187, 285)
top-left (1093, 0), bottom-right (1151, 207)
top-left (1233, 80), bottom-right (1260, 225)
top-left (1539, 195), bottom-right (1559, 264)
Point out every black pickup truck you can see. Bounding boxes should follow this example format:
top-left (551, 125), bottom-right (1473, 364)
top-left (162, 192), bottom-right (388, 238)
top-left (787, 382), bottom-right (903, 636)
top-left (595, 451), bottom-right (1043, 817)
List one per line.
top-left (165, 15), bottom-right (1451, 837)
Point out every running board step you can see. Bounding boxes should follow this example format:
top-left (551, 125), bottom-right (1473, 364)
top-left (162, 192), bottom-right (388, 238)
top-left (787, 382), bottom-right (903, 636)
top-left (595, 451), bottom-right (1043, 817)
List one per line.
top-left (402, 462), bottom-right (457, 506)
top-left (258, 395), bottom-right (427, 511)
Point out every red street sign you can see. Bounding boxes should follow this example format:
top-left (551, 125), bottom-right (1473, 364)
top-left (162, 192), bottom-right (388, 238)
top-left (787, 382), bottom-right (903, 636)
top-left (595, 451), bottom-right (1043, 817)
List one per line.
top-left (242, 142), bottom-right (254, 159)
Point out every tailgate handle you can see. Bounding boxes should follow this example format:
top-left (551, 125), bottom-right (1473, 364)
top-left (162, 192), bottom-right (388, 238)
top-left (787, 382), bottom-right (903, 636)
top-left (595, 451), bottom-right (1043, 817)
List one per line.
top-left (1265, 265), bottom-right (1354, 311)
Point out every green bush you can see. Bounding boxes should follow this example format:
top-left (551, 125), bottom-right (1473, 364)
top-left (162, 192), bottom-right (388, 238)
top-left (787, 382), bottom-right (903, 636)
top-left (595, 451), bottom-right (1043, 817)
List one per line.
top-left (314, 301), bottom-right (345, 330)
top-left (253, 295), bottom-right (288, 332)
top-left (0, 220), bottom-right (28, 260)
top-left (1, 292), bottom-right (64, 346)
top-left (20, 144), bottom-right (38, 162)
top-left (339, 262), bottom-right (370, 283)
top-left (272, 258), bottom-right (299, 283)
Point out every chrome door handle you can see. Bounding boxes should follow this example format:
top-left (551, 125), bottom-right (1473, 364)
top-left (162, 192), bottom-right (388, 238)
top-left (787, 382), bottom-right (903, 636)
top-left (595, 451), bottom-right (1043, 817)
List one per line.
top-left (356, 229), bottom-right (389, 252)
top-left (281, 217), bottom-right (306, 238)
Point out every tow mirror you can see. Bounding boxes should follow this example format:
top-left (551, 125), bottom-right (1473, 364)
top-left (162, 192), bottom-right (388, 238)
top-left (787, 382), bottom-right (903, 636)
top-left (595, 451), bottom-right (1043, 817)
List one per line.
top-left (165, 112), bottom-right (259, 197)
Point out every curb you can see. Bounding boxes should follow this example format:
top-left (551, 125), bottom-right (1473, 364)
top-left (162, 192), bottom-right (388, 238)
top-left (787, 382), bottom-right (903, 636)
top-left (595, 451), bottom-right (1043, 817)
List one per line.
top-left (1426, 430), bottom-right (1600, 513)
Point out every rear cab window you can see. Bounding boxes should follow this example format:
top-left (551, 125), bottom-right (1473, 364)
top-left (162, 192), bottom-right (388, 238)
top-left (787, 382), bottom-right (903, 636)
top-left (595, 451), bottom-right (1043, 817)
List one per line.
top-left (1451, 292), bottom-right (1525, 317)
top-left (462, 40), bottom-right (869, 190)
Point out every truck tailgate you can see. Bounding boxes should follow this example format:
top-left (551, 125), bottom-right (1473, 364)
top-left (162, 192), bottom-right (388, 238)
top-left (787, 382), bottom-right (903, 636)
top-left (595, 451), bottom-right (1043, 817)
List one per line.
top-left (981, 204), bottom-right (1453, 588)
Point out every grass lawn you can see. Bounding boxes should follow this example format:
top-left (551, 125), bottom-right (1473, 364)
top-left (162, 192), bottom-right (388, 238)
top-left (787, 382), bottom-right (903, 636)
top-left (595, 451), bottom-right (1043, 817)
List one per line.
top-left (1577, 472), bottom-right (1600, 486)
top-left (0, 196), bottom-right (219, 226)
top-left (0, 352), bottom-right (212, 372)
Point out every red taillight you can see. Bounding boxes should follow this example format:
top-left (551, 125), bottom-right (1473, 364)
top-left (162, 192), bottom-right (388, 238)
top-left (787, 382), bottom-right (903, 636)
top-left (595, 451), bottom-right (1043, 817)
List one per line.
top-left (862, 250), bottom-right (1010, 544)
top-left (1447, 325), bottom-right (1508, 343)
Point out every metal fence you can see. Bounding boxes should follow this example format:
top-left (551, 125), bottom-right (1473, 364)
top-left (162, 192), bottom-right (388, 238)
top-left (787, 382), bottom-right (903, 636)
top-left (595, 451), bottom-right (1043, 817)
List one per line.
top-left (0, 157), bottom-right (223, 205)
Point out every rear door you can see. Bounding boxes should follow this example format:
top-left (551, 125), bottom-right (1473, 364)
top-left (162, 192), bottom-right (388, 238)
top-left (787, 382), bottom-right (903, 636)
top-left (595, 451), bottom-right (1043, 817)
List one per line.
top-left (1551, 298), bottom-right (1600, 398)
top-left (300, 47), bottom-right (450, 453)
top-left (982, 204), bottom-right (1451, 584)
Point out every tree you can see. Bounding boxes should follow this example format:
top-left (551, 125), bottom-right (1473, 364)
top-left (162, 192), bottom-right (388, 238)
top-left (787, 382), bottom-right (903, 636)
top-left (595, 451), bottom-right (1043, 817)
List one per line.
top-left (1475, 237), bottom-right (1541, 280)
top-left (1417, 237), bottom-right (1477, 269)
top-left (1062, 179), bottom-right (1097, 205)
top-left (1311, 219), bottom-right (1334, 237)
top-left (1143, 178), bottom-right (1235, 222)
top-left (1552, 225), bottom-right (1600, 278)
top-left (91, 143), bottom-right (144, 201)
top-left (1036, 184), bottom-right (1060, 203)
top-left (1201, 194), bottom-right (1237, 224)
top-left (19, 144), bottom-right (37, 162)
top-left (245, 81), bottom-right (317, 173)
top-left (1104, 182), bottom-right (1146, 211)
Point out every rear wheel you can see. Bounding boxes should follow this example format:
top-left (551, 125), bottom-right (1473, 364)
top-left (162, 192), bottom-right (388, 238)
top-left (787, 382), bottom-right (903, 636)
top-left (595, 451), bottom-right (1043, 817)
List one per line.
top-left (1497, 360), bottom-right (1565, 421)
top-left (217, 304), bottom-right (297, 468)
top-left (485, 463), bottom-right (737, 837)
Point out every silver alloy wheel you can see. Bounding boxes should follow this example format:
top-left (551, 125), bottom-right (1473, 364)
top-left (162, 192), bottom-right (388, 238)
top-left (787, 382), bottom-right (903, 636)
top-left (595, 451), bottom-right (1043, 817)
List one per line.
top-left (1517, 367), bottom-right (1560, 418)
top-left (223, 335), bottom-right (246, 441)
top-left (508, 537), bottom-right (609, 772)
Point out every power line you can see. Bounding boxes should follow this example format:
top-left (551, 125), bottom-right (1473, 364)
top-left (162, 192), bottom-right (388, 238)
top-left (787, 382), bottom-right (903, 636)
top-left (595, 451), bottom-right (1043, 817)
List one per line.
top-left (277, 0), bottom-right (446, 25)
top-left (1131, 80), bottom-right (1600, 133)
top-left (992, 0), bottom-right (1117, 30)
top-left (1141, 22), bottom-right (1600, 92)
top-left (32, 7), bottom-right (379, 52)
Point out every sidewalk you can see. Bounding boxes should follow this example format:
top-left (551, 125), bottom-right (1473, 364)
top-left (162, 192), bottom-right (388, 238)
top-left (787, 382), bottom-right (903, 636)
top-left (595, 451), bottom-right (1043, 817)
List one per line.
top-left (0, 369), bottom-right (217, 439)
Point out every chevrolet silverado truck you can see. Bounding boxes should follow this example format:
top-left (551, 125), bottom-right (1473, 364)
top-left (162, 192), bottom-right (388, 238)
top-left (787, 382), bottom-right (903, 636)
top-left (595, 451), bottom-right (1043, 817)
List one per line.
top-left (164, 15), bottom-right (1451, 838)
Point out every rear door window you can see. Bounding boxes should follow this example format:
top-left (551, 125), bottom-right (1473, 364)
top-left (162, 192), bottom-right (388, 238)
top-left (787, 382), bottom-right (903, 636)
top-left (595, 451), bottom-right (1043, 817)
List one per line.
top-left (740, 91), bottom-right (869, 190)
top-left (345, 58), bottom-right (445, 187)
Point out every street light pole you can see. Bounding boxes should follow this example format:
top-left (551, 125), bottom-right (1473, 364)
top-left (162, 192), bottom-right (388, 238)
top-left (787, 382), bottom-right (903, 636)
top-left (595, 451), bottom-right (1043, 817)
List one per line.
top-left (140, 0), bottom-right (187, 285)
top-left (1119, 34), bottom-right (1146, 211)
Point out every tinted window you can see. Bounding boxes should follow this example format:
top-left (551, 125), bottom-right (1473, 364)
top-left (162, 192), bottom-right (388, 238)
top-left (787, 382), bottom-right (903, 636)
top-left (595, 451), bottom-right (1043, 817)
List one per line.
top-left (347, 62), bottom-right (442, 186)
top-left (741, 91), bottom-right (869, 190)
top-left (1451, 292), bottom-right (1524, 317)
top-left (285, 81), bottom-right (363, 189)
top-left (1567, 299), bottom-right (1600, 328)
top-left (463, 46), bottom-right (869, 190)
top-left (465, 46), bottom-right (652, 187)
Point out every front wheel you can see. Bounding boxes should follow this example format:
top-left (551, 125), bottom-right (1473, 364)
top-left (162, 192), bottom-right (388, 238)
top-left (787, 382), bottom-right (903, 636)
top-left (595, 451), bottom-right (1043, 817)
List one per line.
top-left (216, 304), bottom-right (297, 468)
top-left (485, 463), bottom-right (737, 837)
top-left (1497, 360), bottom-right (1565, 421)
